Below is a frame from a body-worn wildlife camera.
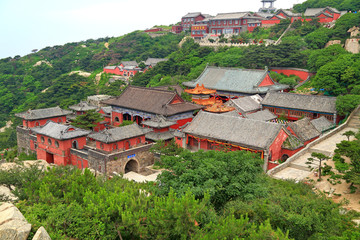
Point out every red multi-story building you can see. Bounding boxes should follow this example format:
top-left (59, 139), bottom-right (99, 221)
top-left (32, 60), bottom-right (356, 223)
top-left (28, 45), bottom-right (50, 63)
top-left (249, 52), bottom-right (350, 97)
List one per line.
top-left (209, 12), bottom-right (256, 35)
top-left (181, 12), bottom-right (206, 30)
top-left (191, 25), bottom-right (209, 39)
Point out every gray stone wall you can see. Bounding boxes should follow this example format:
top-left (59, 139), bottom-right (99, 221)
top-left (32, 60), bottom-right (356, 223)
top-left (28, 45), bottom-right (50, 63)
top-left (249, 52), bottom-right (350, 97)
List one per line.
top-left (16, 126), bottom-right (36, 154)
top-left (87, 143), bottom-right (155, 176)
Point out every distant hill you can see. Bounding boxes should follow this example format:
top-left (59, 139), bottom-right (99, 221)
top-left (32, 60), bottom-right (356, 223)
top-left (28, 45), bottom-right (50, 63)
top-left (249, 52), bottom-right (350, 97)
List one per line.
top-left (293, 0), bottom-right (360, 13)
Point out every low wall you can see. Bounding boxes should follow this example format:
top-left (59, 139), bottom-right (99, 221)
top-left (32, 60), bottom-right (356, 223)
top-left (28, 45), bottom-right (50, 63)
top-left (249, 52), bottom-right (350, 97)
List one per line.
top-left (267, 105), bottom-right (360, 176)
top-left (270, 67), bottom-right (315, 82)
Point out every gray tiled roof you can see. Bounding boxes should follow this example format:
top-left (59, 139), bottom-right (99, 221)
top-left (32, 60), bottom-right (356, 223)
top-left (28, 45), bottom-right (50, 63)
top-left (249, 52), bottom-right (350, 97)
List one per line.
top-left (69, 101), bottom-right (98, 112)
top-left (104, 66), bottom-right (117, 70)
top-left (183, 66), bottom-right (288, 94)
top-left (311, 116), bottom-right (335, 133)
top-left (145, 131), bottom-right (174, 141)
top-left (262, 92), bottom-right (337, 114)
top-left (31, 121), bottom-right (90, 140)
top-left (227, 95), bottom-right (262, 114)
top-left (287, 118), bottom-right (321, 142)
top-left (144, 58), bottom-right (168, 67)
top-left (15, 106), bottom-right (72, 120)
top-left (182, 12), bottom-right (203, 18)
top-left (256, 12), bottom-right (275, 19)
top-left (212, 12), bottom-right (251, 20)
top-left (88, 123), bottom-right (151, 143)
top-left (100, 106), bottom-right (112, 115)
top-left (304, 8), bottom-right (332, 17)
top-left (183, 111), bottom-right (282, 150)
top-left (276, 9), bottom-right (301, 17)
top-left (142, 115), bottom-right (176, 128)
top-left (246, 109), bottom-right (277, 122)
top-left (102, 86), bottom-right (203, 116)
top-left (152, 85), bottom-right (184, 96)
top-left (304, 7), bottom-right (340, 16)
top-left (121, 61), bottom-right (138, 67)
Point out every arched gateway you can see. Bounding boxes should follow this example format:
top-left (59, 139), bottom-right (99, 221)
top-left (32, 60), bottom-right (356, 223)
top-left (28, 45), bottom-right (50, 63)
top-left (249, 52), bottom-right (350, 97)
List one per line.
top-left (124, 159), bottom-right (139, 173)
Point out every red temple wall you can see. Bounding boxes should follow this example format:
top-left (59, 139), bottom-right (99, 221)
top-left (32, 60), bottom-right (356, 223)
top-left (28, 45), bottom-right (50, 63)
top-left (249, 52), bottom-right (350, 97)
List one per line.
top-left (269, 129), bottom-right (289, 161)
top-left (170, 118), bottom-right (193, 129)
top-left (270, 68), bottom-right (312, 81)
top-left (25, 116), bottom-right (67, 128)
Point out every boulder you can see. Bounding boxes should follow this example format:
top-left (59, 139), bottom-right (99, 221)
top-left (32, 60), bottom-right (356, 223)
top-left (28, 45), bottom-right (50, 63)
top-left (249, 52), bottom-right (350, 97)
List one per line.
top-left (0, 202), bottom-right (31, 240)
top-left (32, 226), bottom-right (51, 240)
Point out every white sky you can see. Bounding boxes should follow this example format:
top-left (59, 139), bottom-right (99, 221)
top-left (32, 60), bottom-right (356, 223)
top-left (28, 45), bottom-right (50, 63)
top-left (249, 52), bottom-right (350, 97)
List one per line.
top-left (0, 0), bottom-right (306, 59)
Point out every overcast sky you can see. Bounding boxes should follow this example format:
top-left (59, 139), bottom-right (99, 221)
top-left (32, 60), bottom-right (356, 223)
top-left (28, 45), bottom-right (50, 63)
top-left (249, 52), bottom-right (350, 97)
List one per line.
top-left (0, 0), bottom-right (306, 59)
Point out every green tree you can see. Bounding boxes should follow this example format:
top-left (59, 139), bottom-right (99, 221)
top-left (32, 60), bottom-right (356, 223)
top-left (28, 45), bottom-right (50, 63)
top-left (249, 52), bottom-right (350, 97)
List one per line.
top-left (343, 130), bottom-right (356, 141)
top-left (71, 109), bottom-right (104, 130)
top-left (156, 150), bottom-right (267, 209)
top-left (306, 152), bottom-right (330, 181)
top-left (336, 94), bottom-right (360, 116)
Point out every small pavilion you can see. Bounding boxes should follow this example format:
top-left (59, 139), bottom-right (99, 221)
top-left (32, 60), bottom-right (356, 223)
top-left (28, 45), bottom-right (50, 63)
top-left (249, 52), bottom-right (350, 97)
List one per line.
top-left (184, 84), bottom-right (216, 106)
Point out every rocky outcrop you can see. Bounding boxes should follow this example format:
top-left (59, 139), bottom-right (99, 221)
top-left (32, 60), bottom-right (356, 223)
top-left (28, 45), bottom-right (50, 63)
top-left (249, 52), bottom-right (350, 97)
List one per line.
top-left (325, 40), bottom-right (342, 48)
top-left (32, 226), bottom-right (51, 240)
top-left (345, 38), bottom-right (360, 54)
top-left (0, 203), bottom-right (31, 240)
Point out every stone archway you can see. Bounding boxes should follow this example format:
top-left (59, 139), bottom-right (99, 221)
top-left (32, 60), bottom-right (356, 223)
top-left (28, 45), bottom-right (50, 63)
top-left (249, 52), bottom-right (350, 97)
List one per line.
top-left (124, 159), bottom-right (139, 173)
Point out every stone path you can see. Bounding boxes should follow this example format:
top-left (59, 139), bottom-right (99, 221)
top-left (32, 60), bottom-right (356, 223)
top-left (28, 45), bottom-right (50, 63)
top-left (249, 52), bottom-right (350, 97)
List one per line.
top-left (272, 109), bottom-right (360, 181)
top-left (123, 171), bottom-right (162, 183)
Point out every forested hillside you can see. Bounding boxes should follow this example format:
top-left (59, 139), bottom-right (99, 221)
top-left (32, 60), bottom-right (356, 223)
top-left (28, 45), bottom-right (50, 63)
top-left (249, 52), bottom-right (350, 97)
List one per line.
top-left (293, 0), bottom-right (360, 12)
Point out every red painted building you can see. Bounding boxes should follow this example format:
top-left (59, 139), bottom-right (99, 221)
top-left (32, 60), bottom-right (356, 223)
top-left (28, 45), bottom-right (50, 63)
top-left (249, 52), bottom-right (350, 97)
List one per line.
top-left (209, 12), bottom-right (256, 35)
top-left (172, 25), bottom-right (183, 34)
top-left (191, 25), bottom-right (209, 38)
top-left (88, 123), bottom-right (150, 153)
top-left (262, 92), bottom-right (338, 123)
top-left (31, 121), bottom-right (90, 166)
top-left (143, 115), bottom-right (176, 143)
top-left (183, 66), bottom-right (289, 98)
top-left (103, 61), bottom-right (141, 77)
top-left (303, 7), bottom-right (341, 23)
top-left (182, 12), bottom-right (206, 30)
top-left (69, 101), bottom-right (98, 116)
top-left (15, 106), bottom-right (72, 129)
top-left (102, 86), bottom-right (203, 129)
top-left (181, 111), bottom-right (290, 171)
top-left (144, 28), bottom-right (163, 32)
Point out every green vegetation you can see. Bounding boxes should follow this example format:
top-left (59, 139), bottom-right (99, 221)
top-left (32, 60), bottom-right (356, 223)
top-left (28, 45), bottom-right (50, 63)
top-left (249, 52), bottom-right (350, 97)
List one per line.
top-left (294, 0), bottom-right (360, 12)
top-left (72, 110), bottom-right (104, 130)
top-left (1, 149), bottom-right (359, 239)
